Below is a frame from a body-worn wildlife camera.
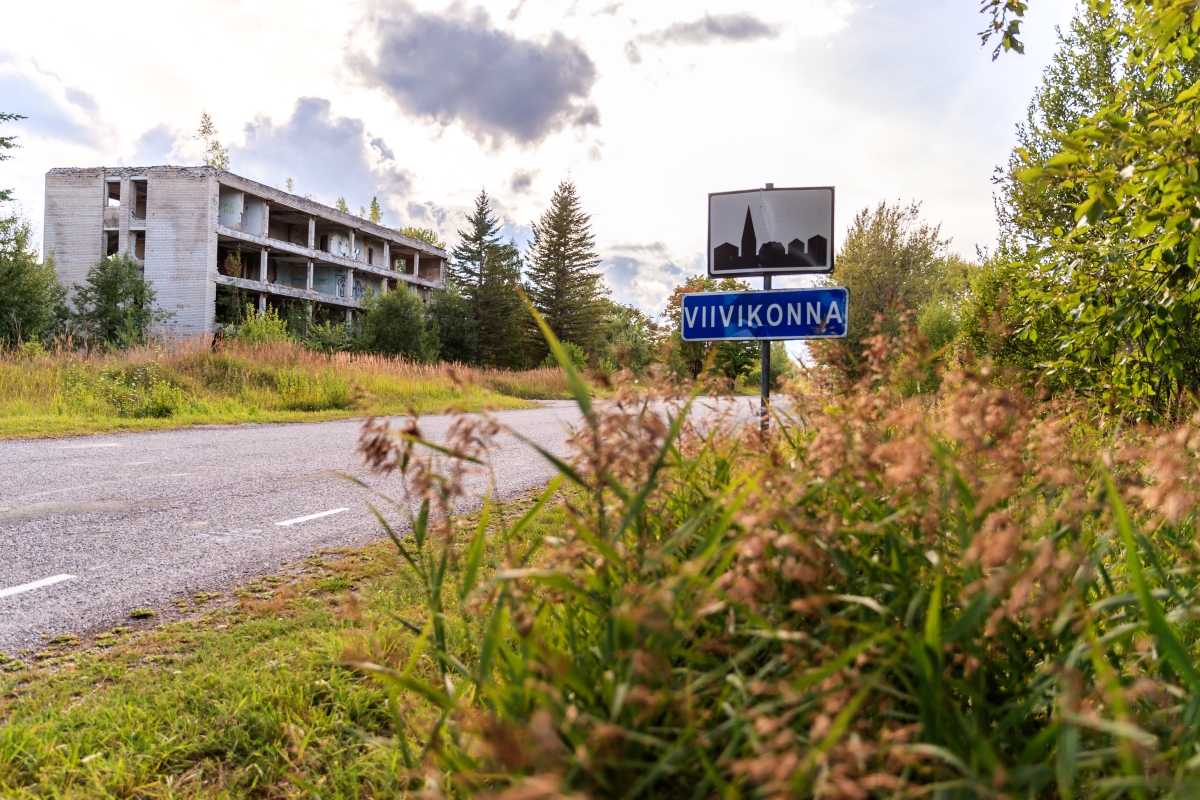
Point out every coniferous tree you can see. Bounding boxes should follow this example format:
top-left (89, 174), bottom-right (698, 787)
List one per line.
top-left (428, 283), bottom-right (479, 364)
top-left (523, 180), bottom-right (608, 362)
top-left (449, 190), bottom-right (500, 294)
top-left (478, 239), bottom-right (527, 369)
top-left (450, 190), bottom-right (527, 368)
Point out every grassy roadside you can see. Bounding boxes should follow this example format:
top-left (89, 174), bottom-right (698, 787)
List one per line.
top-left (0, 340), bottom-right (573, 440)
top-left (0, 489), bottom-right (565, 797)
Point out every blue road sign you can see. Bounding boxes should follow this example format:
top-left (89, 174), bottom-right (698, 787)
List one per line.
top-left (681, 286), bottom-right (848, 341)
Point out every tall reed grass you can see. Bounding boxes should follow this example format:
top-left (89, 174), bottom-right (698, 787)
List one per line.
top-left (0, 338), bottom-right (571, 438)
top-left (347, 318), bottom-right (1200, 798)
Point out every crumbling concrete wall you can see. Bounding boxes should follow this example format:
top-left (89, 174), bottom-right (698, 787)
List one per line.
top-left (44, 169), bottom-right (104, 291)
top-left (144, 168), bottom-right (219, 338)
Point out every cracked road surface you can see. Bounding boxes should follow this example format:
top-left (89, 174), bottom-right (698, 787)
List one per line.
top-left (0, 403), bottom-right (582, 655)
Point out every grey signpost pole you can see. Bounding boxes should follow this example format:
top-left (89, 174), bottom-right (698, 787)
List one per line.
top-left (759, 182), bottom-right (774, 434)
top-left (760, 274), bottom-right (771, 433)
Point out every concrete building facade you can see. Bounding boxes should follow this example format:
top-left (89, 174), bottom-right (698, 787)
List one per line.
top-left (43, 166), bottom-right (447, 337)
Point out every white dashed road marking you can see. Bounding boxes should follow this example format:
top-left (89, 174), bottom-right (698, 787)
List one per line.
top-left (275, 508), bottom-right (349, 527)
top-left (55, 443), bottom-right (122, 450)
top-left (0, 574), bottom-right (76, 599)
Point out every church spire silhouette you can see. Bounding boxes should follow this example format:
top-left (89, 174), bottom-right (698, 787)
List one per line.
top-left (741, 207), bottom-right (756, 257)
top-left (712, 201), bottom-right (827, 272)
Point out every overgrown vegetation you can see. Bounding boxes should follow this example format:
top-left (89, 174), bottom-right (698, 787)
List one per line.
top-left (969, 0), bottom-right (1200, 421)
top-left (0, 339), bottom-right (571, 438)
top-left (0, 213), bottom-right (66, 346)
top-left (334, 318), bottom-right (1200, 797)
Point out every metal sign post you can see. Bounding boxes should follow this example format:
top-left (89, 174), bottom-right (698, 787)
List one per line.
top-left (760, 275), bottom-right (771, 432)
top-left (700, 184), bottom-right (842, 433)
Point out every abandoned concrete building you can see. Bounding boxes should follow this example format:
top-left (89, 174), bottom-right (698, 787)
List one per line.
top-left (43, 166), bottom-right (447, 337)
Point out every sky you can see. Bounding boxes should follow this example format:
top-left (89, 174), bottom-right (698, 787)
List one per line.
top-left (1, 0), bottom-right (1078, 321)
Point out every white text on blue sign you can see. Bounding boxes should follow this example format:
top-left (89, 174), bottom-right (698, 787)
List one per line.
top-left (681, 287), bottom-right (849, 341)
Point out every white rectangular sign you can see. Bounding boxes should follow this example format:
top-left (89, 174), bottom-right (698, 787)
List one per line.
top-left (708, 186), bottom-right (834, 276)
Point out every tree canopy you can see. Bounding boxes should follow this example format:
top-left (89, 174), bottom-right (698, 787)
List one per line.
top-left (524, 179), bottom-right (609, 362)
top-left (449, 190), bottom-right (526, 368)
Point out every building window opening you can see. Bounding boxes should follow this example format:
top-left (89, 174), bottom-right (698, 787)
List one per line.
top-left (131, 180), bottom-right (147, 219)
top-left (335, 274), bottom-right (347, 298)
top-left (106, 182), bottom-right (121, 208)
top-left (367, 247), bottom-right (374, 266)
top-left (394, 257), bottom-right (406, 272)
top-left (132, 231), bottom-right (146, 261)
top-left (106, 231), bottom-right (119, 256)
top-left (319, 234), bottom-right (329, 252)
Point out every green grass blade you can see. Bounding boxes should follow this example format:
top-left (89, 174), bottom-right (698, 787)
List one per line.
top-left (506, 428), bottom-right (589, 488)
top-left (1104, 470), bottom-right (1200, 690)
top-left (517, 286), bottom-right (593, 420)
top-left (459, 481), bottom-right (492, 603)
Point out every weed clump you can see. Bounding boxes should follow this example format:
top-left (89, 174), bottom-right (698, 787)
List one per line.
top-left (349, 322), bottom-right (1200, 797)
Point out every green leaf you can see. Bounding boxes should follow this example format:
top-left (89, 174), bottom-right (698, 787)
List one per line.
top-left (1046, 152), bottom-right (1081, 167)
top-left (924, 573), bottom-right (943, 650)
top-left (516, 286), bottom-right (593, 422)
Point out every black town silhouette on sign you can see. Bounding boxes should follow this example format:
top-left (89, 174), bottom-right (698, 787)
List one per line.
top-left (713, 207), bottom-right (828, 272)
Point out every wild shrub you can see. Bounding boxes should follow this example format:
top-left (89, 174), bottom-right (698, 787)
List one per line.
top-left (539, 340), bottom-right (587, 371)
top-left (98, 362), bottom-right (185, 418)
top-left (70, 254), bottom-right (170, 348)
top-left (349, 317), bottom-right (1200, 798)
top-left (355, 288), bottom-right (438, 362)
top-left (234, 305), bottom-right (292, 345)
top-left (0, 213), bottom-right (66, 346)
top-left (304, 320), bottom-right (351, 354)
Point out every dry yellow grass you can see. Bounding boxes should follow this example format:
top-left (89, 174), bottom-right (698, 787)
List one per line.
top-left (0, 338), bottom-right (571, 439)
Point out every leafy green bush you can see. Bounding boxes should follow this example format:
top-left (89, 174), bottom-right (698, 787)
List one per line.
top-left (234, 305), bottom-right (292, 345)
top-left (70, 254), bottom-right (170, 348)
top-left (349, 319), bottom-right (1200, 797)
top-left (303, 320), bottom-right (352, 354)
top-left (355, 288), bottom-right (438, 362)
top-left (0, 213), bottom-right (66, 346)
top-left (540, 340), bottom-right (587, 371)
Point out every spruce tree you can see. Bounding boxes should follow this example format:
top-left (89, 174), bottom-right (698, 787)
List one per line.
top-left (477, 239), bottom-right (527, 369)
top-left (524, 180), bottom-right (608, 361)
top-left (450, 190), bottom-right (527, 368)
top-left (449, 190), bottom-right (500, 294)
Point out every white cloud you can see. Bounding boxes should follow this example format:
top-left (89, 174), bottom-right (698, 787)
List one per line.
top-left (0, 0), bottom-right (1078, 318)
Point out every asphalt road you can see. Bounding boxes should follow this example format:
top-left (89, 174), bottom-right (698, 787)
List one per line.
top-left (0, 402), bottom-right (582, 655)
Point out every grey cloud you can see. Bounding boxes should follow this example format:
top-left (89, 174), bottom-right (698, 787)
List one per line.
top-left (64, 87), bottom-right (100, 115)
top-left (509, 168), bottom-right (537, 194)
top-left (611, 241), bottom-right (669, 255)
top-left (594, 3), bottom-right (622, 16)
top-left (625, 13), bottom-right (778, 63)
top-left (370, 136), bottom-right (395, 161)
top-left (231, 97), bottom-right (412, 217)
top-left (602, 252), bottom-right (687, 314)
top-left (122, 124), bottom-right (182, 166)
top-left (350, 2), bottom-right (599, 145)
top-left (0, 70), bottom-right (97, 146)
